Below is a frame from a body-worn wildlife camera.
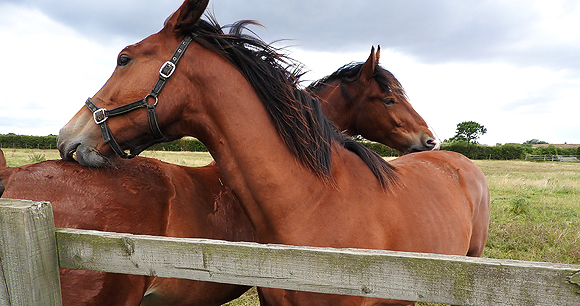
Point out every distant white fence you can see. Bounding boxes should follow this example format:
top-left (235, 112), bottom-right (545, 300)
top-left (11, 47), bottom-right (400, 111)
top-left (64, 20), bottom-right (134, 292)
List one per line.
top-left (1, 199), bottom-right (580, 306)
top-left (525, 154), bottom-right (580, 162)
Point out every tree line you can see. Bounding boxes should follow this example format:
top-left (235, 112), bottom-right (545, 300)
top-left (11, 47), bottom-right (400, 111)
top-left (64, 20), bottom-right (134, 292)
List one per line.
top-left (2, 132), bottom-right (579, 160)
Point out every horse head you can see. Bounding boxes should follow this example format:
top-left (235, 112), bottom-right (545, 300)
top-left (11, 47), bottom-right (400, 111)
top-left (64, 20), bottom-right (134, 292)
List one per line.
top-left (58, 0), bottom-right (209, 167)
top-left (310, 46), bottom-right (439, 154)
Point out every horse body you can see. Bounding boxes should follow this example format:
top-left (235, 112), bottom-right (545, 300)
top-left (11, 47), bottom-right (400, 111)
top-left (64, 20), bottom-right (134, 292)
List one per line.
top-left (0, 151), bottom-right (253, 306)
top-left (55, 1), bottom-right (489, 305)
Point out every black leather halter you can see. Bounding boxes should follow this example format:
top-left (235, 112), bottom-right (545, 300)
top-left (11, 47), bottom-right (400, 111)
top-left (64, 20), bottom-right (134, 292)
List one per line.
top-left (85, 35), bottom-right (194, 159)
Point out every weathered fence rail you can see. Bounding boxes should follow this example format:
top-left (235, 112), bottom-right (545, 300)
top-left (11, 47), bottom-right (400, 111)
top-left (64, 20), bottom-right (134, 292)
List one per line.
top-left (525, 154), bottom-right (580, 162)
top-left (2, 199), bottom-right (580, 305)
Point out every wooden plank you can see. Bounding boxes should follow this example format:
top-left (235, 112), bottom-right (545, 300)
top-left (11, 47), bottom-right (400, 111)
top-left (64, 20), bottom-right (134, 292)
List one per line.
top-left (0, 199), bottom-right (62, 306)
top-left (56, 228), bottom-right (580, 305)
top-left (0, 261), bottom-right (10, 305)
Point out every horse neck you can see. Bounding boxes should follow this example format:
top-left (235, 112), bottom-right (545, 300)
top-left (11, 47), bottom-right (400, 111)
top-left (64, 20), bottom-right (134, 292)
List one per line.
top-left (186, 55), bottom-right (327, 241)
top-left (316, 83), bottom-right (354, 134)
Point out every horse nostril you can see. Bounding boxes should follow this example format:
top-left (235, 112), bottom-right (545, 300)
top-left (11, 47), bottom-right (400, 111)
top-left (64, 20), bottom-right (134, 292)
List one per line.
top-left (425, 138), bottom-right (438, 150)
top-left (425, 137), bottom-right (441, 150)
top-left (59, 143), bottom-right (79, 161)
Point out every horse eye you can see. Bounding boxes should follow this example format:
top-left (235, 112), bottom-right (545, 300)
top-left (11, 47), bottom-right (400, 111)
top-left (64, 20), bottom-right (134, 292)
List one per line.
top-left (117, 55), bottom-right (131, 67)
top-left (383, 98), bottom-right (395, 106)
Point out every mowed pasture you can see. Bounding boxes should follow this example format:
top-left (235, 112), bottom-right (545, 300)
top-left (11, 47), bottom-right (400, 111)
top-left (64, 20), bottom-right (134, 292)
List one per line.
top-left (3, 149), bottom-right (580, 305)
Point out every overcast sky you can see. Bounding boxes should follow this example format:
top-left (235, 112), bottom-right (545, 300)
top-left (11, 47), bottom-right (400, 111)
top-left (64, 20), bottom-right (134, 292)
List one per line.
top-left (1, 0), bottom-right (579, 145)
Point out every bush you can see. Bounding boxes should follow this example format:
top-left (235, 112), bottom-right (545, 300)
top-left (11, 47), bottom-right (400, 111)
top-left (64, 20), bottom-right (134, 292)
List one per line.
top-left (531, 145), bottom-right (577, 156)
top-left (0, 134), bottom-right (58, 149)
top-left (440, 141), bottom-right (532, 160)
top-left (441, 141), bottom-right (489, 159)
top-left (28, 153), bottom-right (47, 163)
top-left (149, 138), bottom-right (207, 152)
top-left (531, 145), bottom-right (558, 155)
top-left (181, 138), bottom-right (207, 151)
top-left (496, 143), bottom-right (530, 160)
top-left (358, 141), bottom-right (400, 157)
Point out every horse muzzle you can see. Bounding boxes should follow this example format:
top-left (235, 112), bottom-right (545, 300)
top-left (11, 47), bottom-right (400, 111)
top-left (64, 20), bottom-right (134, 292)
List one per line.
top-left (403, 136), bottom-right (440, 155)
top-left (57, 136), bottom-right (111, 168)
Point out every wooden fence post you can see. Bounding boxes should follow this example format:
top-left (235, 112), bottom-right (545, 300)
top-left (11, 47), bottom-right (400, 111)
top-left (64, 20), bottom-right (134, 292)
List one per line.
top-left (0, 199), bottom-right (62, 306)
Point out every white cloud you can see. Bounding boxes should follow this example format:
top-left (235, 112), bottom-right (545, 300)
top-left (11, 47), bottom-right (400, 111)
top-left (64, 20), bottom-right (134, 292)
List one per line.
top-left (0, 3), bottom-right (130, 135)
top-left (0, 0), bottom-right (579, 146)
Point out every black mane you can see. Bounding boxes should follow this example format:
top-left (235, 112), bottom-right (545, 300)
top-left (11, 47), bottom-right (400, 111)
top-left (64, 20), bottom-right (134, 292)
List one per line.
top-left (307, 62), bottom-right (408, 102)
top-left (185, 18), bottom-right (395, 186)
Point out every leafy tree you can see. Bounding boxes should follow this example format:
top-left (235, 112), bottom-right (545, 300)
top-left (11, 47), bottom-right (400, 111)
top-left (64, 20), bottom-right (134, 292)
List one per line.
top-left (523, 139), bottom-right (548, 146)
top-left (449, 121), bottom-right (487, 144)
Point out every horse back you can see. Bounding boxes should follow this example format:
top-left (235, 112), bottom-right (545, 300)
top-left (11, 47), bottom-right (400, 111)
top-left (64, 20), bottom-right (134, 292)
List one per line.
top-left (390, 150), bottom-right (490, 256)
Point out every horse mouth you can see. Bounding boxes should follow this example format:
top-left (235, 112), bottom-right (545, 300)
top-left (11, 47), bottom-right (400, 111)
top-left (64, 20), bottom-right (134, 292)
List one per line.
top-left (60, 142), bottom-right (110, 168)
top-left (403, 143), bottom-right (440, 155)
top-left (402, 137), bottom-right (440, 155)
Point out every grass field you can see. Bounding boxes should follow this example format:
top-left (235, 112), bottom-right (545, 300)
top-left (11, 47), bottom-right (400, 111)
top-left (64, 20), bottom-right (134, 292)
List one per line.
top-left (2, 149), bottom-right (579, 305)
top-left (0, 148), bottom-right (215, 167)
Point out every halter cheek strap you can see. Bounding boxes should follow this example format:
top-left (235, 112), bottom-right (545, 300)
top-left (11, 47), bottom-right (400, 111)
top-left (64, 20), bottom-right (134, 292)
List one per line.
top-left (85, 35), bottom-right (194, 159)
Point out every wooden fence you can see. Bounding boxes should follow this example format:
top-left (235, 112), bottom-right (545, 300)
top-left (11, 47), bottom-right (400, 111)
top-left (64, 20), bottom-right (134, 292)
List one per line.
top-left (525, 154), bottom-right (580, 162)
top-left (1, 199), bottom-right (579, 305)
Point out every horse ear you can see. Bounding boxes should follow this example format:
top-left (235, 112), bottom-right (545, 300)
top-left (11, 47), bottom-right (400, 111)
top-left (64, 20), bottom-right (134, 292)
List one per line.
top-left (360, 46), bottom-right (378, 82)
top-left (172, 0), bottom-right (209, 34)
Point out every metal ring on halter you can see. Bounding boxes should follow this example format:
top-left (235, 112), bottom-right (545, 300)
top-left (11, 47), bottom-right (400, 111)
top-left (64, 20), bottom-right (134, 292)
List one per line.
top-left (144, 94), bottom-right (159, 107)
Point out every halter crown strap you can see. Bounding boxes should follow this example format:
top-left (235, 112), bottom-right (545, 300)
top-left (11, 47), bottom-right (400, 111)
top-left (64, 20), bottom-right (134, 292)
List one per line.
top-left (150, 35), bottom-right (193, 98)
top-left (85, 35), bottom-right (194, 159)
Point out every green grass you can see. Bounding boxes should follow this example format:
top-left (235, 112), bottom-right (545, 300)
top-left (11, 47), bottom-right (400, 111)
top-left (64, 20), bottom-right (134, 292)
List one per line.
top-left (2, 149), bottom-right (61, 167)
top-left (3, 150), bottom-right (580, 305)
top-left (1, 149), bottom-right (214, 167)
top-left (222, 288), bottom-right (260, 306)
top-left (140, 150), bottom-right (215, 167)
top-left (474, 160), bottom-right (580, 265)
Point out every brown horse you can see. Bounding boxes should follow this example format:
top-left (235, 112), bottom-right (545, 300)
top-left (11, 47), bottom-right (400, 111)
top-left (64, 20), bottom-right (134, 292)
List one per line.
top-left (0, 46), bottom-right (437, 306)
top-left (0, 44), bottom-right (436, 306)
top-left (0, 150), bottom-right (254, 306)
top-left (307, 49), bottom-right (438, 153)
top-left (57, 1), bottom-right (489, 305)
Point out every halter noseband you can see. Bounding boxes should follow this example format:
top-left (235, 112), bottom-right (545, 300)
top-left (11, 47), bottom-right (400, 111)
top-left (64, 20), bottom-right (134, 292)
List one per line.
top-left (85, 35), bottom-right (194, 159)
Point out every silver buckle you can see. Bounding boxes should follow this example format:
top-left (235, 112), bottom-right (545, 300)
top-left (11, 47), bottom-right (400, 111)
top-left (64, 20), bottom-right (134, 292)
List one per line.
top-left (159, 61), bottom-right (176, 79)
top-left (93, 108), bottom-right (108, 125)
